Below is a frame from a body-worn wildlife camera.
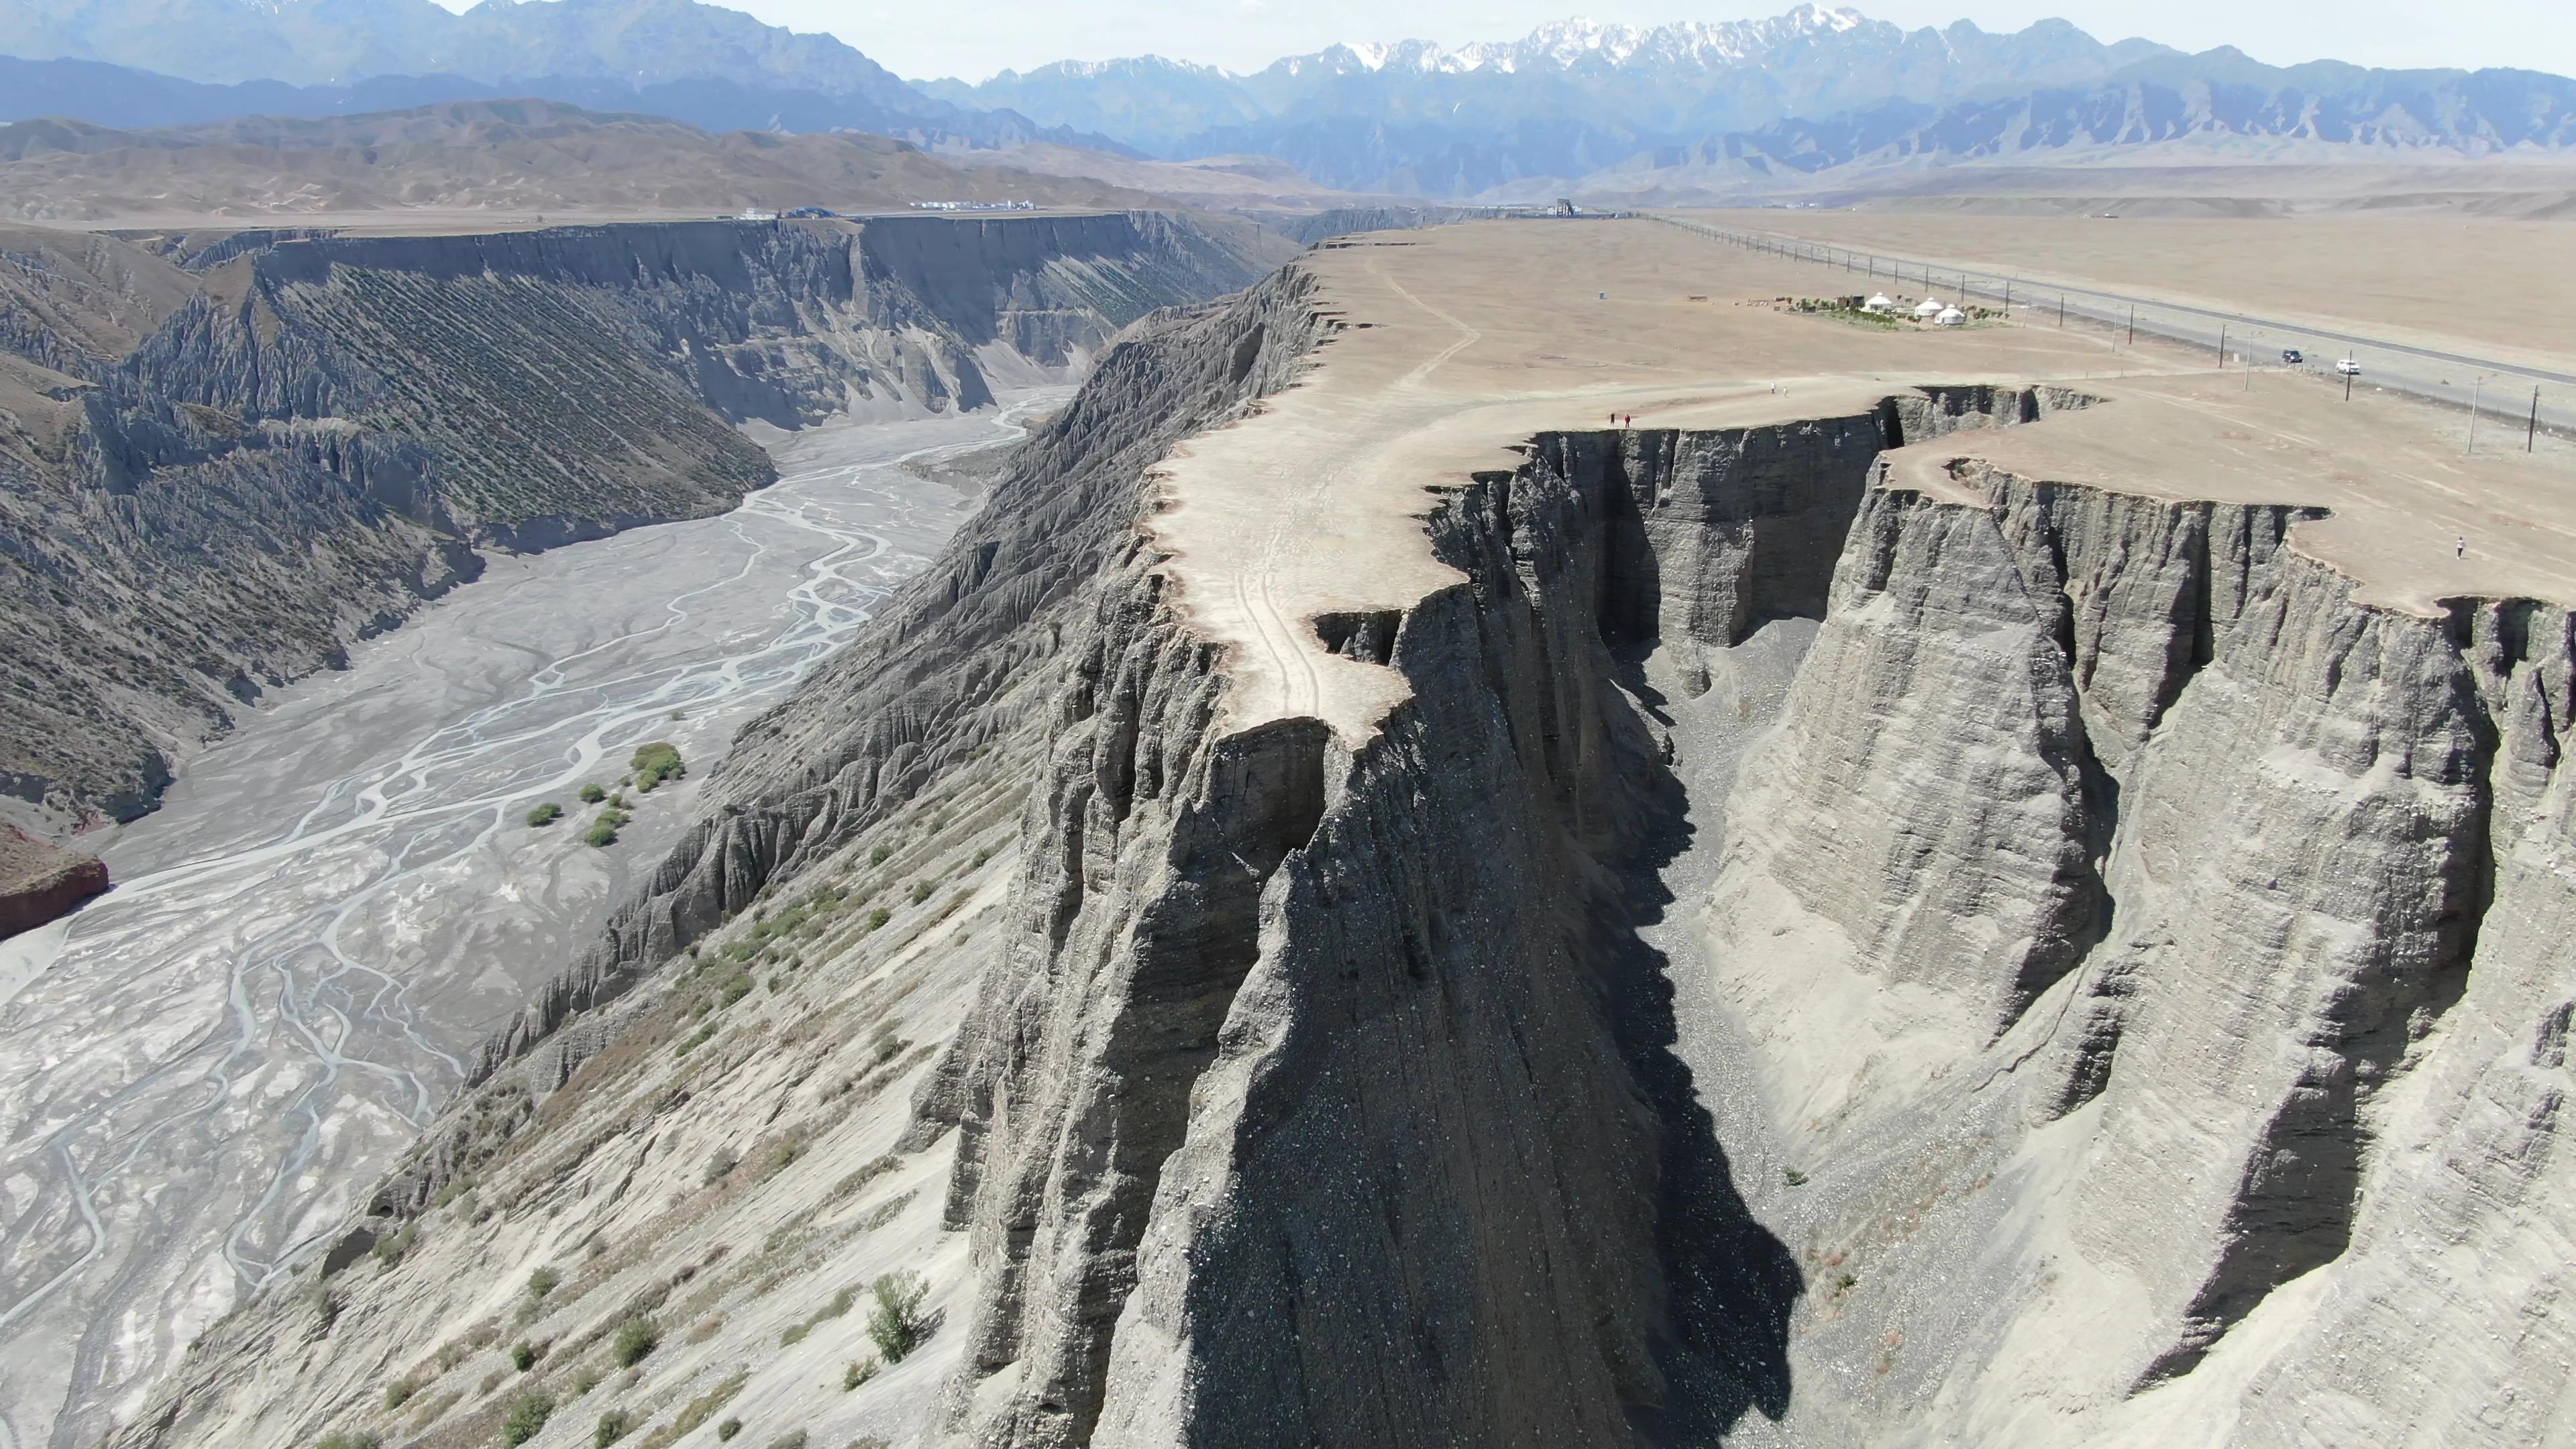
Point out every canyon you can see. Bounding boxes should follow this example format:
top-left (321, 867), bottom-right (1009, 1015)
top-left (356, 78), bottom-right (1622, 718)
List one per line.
top-left (0, 209), bottom-right (1274, 1447)
top-left (77, 217), bottom-right (2575, 1449)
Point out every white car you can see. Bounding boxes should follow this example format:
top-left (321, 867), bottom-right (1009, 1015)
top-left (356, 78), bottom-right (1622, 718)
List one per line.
top-left (2335, 358), bottom-right (2363, 376)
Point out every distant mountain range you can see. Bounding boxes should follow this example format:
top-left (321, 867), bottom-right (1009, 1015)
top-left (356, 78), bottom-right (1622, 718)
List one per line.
top-left (0, 0), bottom-right (1121, 148)
top-left (3, 0), bottom-right (2571, 205)
top-left (926, 7), bottom-right (2576, 196)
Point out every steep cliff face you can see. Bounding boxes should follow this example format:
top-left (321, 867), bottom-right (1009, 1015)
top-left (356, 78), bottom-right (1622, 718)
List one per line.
top-left (0, 212), bottom-right (1267, 837)
top-left (104, 252), bottom-right (1332, 1449)
top-left (1701, 459), bottom-right (2575, 1444)
top-left (103, 243), bottom-right (2576, 1449)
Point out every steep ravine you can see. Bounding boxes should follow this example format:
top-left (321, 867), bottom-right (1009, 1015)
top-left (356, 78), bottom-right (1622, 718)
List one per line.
top-left (0, 212), bottom-right (1269, 837)
top-left (113, 267), bottom-right (2575, 1449)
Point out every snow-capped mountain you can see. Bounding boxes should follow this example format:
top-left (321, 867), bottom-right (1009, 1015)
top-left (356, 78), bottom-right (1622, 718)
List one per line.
top-left (925, 8), bottom-right (2571, 197)
top-left (928, 7), bottom-right (2186, 193)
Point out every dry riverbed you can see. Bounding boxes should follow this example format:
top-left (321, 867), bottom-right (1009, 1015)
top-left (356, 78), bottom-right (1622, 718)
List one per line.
top-left (0, 392), bottom-right (1065, 1449)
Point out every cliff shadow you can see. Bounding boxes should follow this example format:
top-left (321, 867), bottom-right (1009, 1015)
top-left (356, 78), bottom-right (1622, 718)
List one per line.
top-left (1595, 663), bottom-right (1803, 1440)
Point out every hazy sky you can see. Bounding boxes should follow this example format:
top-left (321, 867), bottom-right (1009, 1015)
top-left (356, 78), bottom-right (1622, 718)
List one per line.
top-left (445, 0), bottom-right (2576, 85)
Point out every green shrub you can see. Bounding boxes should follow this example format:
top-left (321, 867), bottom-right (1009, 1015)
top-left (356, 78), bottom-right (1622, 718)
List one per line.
top-left (971, 848), bottom-right (994, 867)
top-left (526, 803), bottom-right (562, 827)
top-left (716, 1419), bottom-right (743, 1441)
top-left (863, 908), bottom-right (891, 933)
top-left (610, 1318), bottom-right (659, 1368)
top-left (502, 1394), bottom-right (554, 1446)
top-left (586, 821), bottom-right (620, 848)
top-left (1782, 1167), bottom-right (1809, 1187)
top-left (842, 1358), bottom-right (878, 1391)
top-left (631, 742), bottom-right (686, 792)
top-left (570, 1366), bottom-right (604, 1397)
top-left (765, 1433), bottom-right (808, 1449)
top-left (676, 1024), bottom-right (717, 1057)
top-left (864, 1271), bottom-right (930, 1363)
top-left (594, 1409), bottom-right (633, 1446)
top-left (907, 881), bottom-right (932, 906)
top-left (314, 1434), bottom-right (382, 1449)
top-left (511, 1340), bottom-right (545, 1372)
top-left (527, 1267), bottom-right (559, 1302)
top-left (383, 1373), bottom-right (425, 1411)
top-left (579, 784), bottom-right (606, 804)
top-left (870, 844), bottom-right (894, 866)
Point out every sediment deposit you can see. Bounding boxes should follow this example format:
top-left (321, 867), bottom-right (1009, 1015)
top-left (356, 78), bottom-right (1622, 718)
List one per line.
top-left (107, 221), bottom-right (2576, 1449)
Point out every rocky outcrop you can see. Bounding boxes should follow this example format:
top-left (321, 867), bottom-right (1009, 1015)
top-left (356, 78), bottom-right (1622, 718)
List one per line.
top-left (0, 212), bottom-right (1267, 831)
top-left (1702, 456), bottom-right (2576, 1442)
top-left (0, 823), bottom-right (108, 937)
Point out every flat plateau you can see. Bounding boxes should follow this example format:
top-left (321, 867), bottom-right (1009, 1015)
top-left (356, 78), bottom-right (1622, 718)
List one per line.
top-left (1147, 219), bottom-right (2576, 743)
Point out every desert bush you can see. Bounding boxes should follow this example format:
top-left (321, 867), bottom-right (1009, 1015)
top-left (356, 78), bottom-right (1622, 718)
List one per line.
top-left (594, 1410), bottom-right (633, 1446)
top-left (867, 844), bottom-right (891, 867)
top-left (502, 1394), bottom-right (553, 1446)
top-left (630, 743), bottom-right (686, 792)
top-left (586, 821), bottom-right (619, 847)
top-left (863, 908), bottom-right (890, 933)
top-left (864, 1271), bottom-right (930, 1362)
top-left (527, 1267), bottom-right (560, 1302)
top-left (765, 1433), bottom-right (807, 1449)
top-left (382, 1373), bottom-right (426, 1411)
top-left (717, 1419), bottom-right (743, 1441)
top-left (906, 881), bottom-right (931, 906)
top-left (579, 784), bottom-right (606, 803)
top-left (611, 1317), bottom-right (659, 1367)
top-left (841, 1358), bottom-right (878, 1391)
top-left (526, 804), bottom-right (561, 827)
top-left (511, 1340), bottom-right (547, 1372)
top-left (313, 1434), bottom-right (381, 1449)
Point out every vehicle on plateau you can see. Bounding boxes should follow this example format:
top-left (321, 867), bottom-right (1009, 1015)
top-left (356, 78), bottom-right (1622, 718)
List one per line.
top-left (2337, 357), bottom-right (2363, 376)
top-left (2281, 347), bottom-right (2305, 364)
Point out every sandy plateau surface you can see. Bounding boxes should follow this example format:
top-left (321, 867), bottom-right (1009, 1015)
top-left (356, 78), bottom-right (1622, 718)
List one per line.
top-left (1150, 219), bottom-right (2576, 743)
top-left (0, 396), bottom-right (1061, 1449)
top-left (1676, 210), bottom-right (2576, 376)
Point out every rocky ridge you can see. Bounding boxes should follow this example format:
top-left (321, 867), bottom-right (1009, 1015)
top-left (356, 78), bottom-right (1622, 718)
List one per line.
top-left (105, 231), bottom-right (2576, 1449)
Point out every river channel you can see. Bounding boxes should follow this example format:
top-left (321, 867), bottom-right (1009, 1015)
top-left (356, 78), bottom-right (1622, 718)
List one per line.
top-left (0, 392), bottom-right (1066, 1448)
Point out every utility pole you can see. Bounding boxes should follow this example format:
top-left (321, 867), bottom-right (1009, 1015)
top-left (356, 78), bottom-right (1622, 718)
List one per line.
top-left (2468, 377), bottom-right (2483, 456)
top-left (2532, 388), bottom-right (2544, 452)
top-left (2127, 305), bottom-right (2135, 346)
top-left (2217, 323), bottom-right (2228, 365)
top-left (2345, 365), bottom-right (2355, 402)
top-left (2057, 294), bottom-right (2065, 327)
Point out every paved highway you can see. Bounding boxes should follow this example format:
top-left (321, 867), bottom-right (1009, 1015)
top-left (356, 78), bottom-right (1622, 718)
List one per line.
top-left (1649, 213), bottom-right (2576, 443)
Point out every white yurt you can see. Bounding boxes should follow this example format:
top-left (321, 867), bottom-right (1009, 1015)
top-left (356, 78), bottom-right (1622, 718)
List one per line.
top-left (1913, 297), bottom-right (1945, 319)
top-left (1934, 307), bottom-right (1967, 327)
top-left (1863, 292), bottom-right (1895, 313)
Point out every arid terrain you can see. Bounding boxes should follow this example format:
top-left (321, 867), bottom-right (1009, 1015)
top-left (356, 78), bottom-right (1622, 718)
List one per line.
top-left (1677, 209), bottom-right (2576, 374)
top-left (0, 103), bottom-right (1172, 225)
top-left (95, 218), bottom-right (2576, 1449)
